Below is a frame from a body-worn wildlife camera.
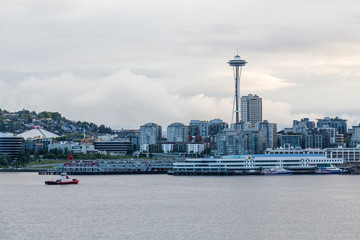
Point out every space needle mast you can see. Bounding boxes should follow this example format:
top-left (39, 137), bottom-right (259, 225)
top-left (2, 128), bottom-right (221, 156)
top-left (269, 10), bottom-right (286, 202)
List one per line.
top-left (228, 54), bottom-right (247, 124)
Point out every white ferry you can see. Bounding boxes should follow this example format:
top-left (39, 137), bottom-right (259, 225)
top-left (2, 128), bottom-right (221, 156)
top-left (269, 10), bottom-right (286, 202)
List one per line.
top-left (315, 164), bottom-right (342, 174)
top-left (261, 167), bottom-right (293, 175)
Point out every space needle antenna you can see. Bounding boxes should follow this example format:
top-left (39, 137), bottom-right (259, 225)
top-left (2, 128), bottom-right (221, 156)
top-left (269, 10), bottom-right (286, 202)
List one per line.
top-left (227, 53), bottom-right (247, 125)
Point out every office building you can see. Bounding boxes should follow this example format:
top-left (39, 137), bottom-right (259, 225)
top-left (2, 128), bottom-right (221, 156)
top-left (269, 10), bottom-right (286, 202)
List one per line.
top-left (0, 133), bottom-right (23, 160)
top-left (94, 141), bottom-right (132, 154)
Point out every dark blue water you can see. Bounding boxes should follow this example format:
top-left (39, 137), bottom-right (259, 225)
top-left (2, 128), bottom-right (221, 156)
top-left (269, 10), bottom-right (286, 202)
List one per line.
top-left (1, 173), bottom-right (360, 240)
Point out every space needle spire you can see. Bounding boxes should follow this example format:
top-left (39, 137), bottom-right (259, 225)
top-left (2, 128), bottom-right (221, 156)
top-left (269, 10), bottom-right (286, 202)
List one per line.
top-left (228, 54), bottom-right (247, 124)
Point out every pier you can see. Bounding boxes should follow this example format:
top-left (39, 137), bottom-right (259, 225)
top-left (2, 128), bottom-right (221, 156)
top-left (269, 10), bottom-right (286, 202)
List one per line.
top-left (38, 169), bottom-right (168, 175)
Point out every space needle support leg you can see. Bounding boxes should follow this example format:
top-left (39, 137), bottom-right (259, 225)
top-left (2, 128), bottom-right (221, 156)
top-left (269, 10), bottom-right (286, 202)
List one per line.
top-left (235, 66), bottom-right (240, 124)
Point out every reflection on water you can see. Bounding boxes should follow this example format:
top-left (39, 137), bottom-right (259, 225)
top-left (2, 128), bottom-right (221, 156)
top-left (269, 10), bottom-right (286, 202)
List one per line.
top-left (1, 173), bottom-right (360, 240)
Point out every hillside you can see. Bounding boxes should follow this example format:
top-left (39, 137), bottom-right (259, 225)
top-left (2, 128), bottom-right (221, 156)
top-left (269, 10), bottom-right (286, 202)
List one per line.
top-left (0, 109), bottom-right (113, 136)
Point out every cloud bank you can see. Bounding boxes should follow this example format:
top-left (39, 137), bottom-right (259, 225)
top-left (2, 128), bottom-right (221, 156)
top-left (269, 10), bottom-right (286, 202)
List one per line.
top-left (0, 0), bottom-right (360, 130)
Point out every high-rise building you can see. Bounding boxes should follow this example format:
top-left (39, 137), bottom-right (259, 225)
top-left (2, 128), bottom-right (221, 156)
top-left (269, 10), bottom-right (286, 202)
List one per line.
top-left (350, 125), bottom-right (360, 147)
top-left (215, 128), bottom-right (262, 155)
top-left (167, 122), bottom-right (188, 142)
top-left (215, 128), bottom-right (245, 155)
top-left (188, 120), bottom-right (208, 138)
top-left (292, 118), bottom-right (315, 134)
top-left (241, 94), bottom-right (262, 126)
top-left (352, 125), bottom-right (360, 141)
top-left (139, 123), bottom-right (162, 146)
top-left (208, 119), bottom-right (228, 140)
top-left (188, 119), bottom-right (228, 140)
top-left (256, 120), bottom-right (277, 149)
top-left (317, 117), bottom-right (347, 135)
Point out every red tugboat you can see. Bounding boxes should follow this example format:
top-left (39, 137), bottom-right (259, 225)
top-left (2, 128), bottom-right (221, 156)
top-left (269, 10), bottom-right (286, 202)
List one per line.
top-left (45, 172), bottom-right (79, 185)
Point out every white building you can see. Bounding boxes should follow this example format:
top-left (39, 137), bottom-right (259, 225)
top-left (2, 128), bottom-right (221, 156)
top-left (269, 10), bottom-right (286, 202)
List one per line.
top-left (48, 142), bottom-right (96, 154)
top-left (241, 94), bottom-right (262, 126)
top-left (140, 144), bottom-right (149, 152)
top-left (97, 134), bottom-right (117, 141)
top-left (265, 147), bottom-right (360, 163)
top-left (71, 144), bottom-right (96, 154)
top-left (162, 144), bottom-right (174, 153)
top-left (324, 148), bottom-right (360, 163)
top-left (187, 143), bottom-right (205, 154)
top-left (18, 127), bottom-right (59, 139)
top-left (48, 142), bottom-right (72, 152)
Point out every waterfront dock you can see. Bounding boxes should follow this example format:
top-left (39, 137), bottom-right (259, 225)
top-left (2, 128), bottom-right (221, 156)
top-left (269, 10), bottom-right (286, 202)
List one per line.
top-left (38, 169), bottom-right (168, 175)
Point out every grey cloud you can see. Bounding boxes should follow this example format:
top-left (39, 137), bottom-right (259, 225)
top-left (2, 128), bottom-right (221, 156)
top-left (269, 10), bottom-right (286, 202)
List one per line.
top-left (0, 0), bottom-right (360, 129)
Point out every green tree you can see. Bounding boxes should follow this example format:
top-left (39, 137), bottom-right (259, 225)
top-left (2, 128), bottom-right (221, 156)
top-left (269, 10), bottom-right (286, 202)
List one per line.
top-left (17, 150), bottom-right (30, 167)
top-left (38, 111), bottom-right (51, 119)
top-left (51, 112), bottom-right (62, 120)
top-left (34, 152), bottom-right (40, 161)
top-left (0, 154), bottom-right (10, 167)
top-left (98, 124), bottom-right (112, 134)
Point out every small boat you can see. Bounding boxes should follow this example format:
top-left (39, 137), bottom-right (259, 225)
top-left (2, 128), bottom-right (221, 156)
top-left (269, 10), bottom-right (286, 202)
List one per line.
top-left (45, 172), bottom-right (79, 185)
top-left (261, 167), bottom-right (293, 175)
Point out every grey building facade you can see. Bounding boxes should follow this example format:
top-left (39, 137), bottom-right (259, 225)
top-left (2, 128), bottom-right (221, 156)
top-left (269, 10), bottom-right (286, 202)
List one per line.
top-left (139, 123), bottom-right (162, 146)
top-left (167, 122), bottom-right (188, 142)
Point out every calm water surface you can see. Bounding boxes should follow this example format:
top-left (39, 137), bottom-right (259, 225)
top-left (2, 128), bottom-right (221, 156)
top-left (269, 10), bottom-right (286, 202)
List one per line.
top-left (1, 173), bottom-right (360, 240)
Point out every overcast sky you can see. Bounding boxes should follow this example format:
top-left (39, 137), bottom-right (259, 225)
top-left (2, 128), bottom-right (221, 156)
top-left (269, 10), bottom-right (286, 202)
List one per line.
top-left (1, 0), bottom-right (360, 130)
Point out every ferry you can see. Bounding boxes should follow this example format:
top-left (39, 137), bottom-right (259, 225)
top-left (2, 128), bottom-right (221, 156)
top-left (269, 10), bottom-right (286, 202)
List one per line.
top-left (261, 167), bottom-right (293, 175)
top-left (315, 165), bottom-right (342, 174)
top-left (45, 172), bottom-right (79, 185)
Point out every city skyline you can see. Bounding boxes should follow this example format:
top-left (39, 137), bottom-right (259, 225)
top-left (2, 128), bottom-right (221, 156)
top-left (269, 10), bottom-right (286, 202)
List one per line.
top-left (0, 1), bottom-right (359, 130)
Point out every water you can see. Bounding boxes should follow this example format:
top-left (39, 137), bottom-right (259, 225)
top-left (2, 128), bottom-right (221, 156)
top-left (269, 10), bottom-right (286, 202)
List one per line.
top-left (1, 173), bottom-right (360, 240)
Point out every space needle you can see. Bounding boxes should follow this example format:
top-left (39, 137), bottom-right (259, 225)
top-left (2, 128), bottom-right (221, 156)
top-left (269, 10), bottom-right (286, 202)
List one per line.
top-left (228, 54), bottom-right (247, 124)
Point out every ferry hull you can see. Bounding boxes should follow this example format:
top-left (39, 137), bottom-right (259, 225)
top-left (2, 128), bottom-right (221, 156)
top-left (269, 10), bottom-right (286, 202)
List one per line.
top-left (315, 171), bottom-right (341, 175)
top-left (261, 172), bottom-right (293, 175)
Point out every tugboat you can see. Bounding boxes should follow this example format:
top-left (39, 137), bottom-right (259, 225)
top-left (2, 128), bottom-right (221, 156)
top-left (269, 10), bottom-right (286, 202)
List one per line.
top-left (45, 172), bottom-right (79, 185)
